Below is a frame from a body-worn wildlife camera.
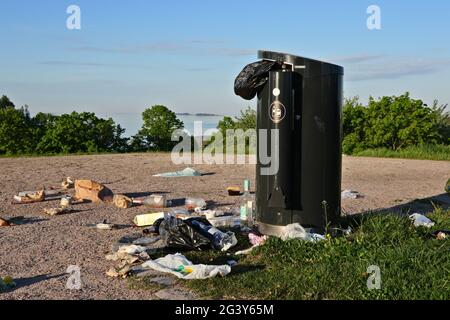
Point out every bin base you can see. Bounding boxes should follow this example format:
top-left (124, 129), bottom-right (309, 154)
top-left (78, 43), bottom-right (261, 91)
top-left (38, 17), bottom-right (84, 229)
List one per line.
top-left (257, 222), bottom-right (289, 237)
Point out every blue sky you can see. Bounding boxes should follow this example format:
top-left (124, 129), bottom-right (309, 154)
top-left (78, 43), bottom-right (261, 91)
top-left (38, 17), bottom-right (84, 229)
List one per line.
top-left (1, 0), bottom-right (449, 118)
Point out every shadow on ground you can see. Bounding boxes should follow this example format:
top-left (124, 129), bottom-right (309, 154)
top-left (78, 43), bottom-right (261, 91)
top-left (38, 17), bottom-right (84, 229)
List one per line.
top-left (3, 273), bottom-right (66, 293)
top-left (343, 193), bottom-right (450, 226)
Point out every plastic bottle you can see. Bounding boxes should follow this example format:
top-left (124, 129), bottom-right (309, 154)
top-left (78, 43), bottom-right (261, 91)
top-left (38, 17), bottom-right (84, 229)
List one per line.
top-left (185, 197), bottom-right (207, 211)
top-left (241, 179), bottom-right (255, 225)
top-left (190, 219), bottom-right (237, 251)
top-left (133, 194), bottom-right (168, 208)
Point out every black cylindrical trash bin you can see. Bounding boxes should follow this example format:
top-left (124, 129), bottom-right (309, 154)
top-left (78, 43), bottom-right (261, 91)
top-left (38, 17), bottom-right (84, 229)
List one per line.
top-left (235, 50), bottom-right (344, 235)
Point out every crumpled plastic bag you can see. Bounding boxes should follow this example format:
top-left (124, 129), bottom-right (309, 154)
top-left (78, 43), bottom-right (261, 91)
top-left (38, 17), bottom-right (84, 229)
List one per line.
top-left (234, 60), bottom-right (282, 100)
top-left (158, 216), bottom-right (212, 250)
top-left (153, 167), bottom-right (201, 177)
top-left (141, 253), bottom-right (231, 279)
top-left (280, 223), bottom-right (326, 242)
top-left (409, 213), bottom-right (435, 228)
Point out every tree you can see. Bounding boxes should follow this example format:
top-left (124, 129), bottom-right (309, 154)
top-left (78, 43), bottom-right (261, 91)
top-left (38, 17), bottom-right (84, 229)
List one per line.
top-left (0, 106), bottom-right (33, 154)
top-left (234, 106), bottom-right (256, 130)
top-left (135, 105), bottom-right (184, 151)
top-left (364, 93), bottom-right (441, 150)
top-left (430, 100), bottom-right (450, 145)
top-left (0, 95), bottom-right (15, 109)
top-left (342, 97), bottom-right (367, 154)
top-left (36, 112), bottom-right (128, 154)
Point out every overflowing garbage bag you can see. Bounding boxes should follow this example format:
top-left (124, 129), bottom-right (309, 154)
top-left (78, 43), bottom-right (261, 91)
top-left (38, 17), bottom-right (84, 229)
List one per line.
top-left (157, 216), bottom-right (237, 252)
top-left (234, 60), bottom-right (282, 100)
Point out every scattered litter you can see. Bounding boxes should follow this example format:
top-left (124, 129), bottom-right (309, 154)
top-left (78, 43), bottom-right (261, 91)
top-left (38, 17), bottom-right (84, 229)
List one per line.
top-left (132, 236), bottom-right (161, 246)
top-left (158, 216), bottom-right (213, 250)
top-left (106, 265), bottom-right (132, 279)
top-left (0, 276), bottom-right (16, 291)
top-left (142, 226), bottom-right (157, 235)
top-left (141, 253), bottom-right (231, 279)
top-left (185, 197), bottom-right (207, 211)
top-left (13, 190), bottom-right (45, 203)
top-left (236, 232), bottom-right (269, 255)
top-left (43, 206), bottom-right (73, 216)
top-left (0, 218), bottom-right (11, 227)
top-left (207, 215), bottom-right (241, 228)
top-left (189, 219), bottom-right (237, 251)
top-left (60, 196), bottom-right (72, 208)
top-left (341, 190), bottom-right (364, 199)
top-left (169, 208), bottom-right (194, 220)
top-left (75, 180), bottom-right (113, 203)
top-left (96, 220), bottom-right (118, 230)
top-left (409, 213), bottom-right (435, 228)
top-left (153, 167), bottom-right (202, 177)
top-left (226, 260), bottom-right (238, 267)
top-left (117, 244), bottom-right (147, 255)
top-left (61, 177), bottom-right (75, 189)
top-left (134, 212), bottom-right (166, 227)
top-left (249, 233), bottom-right (268, 246)
top-left (433, 230), bottom-right (449, 240)
top-left (113, 194), bottom-right (133, 209)
top-left (280, 223), bottom-right (326, 242)
top-left (227, 186), bottom-right (241, 196)
top-left (133, 194), bottom-right (169, 208)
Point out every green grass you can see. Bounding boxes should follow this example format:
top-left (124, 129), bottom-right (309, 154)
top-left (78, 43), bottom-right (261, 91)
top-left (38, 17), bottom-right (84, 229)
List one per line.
top-left (179, 209), bottom-right (450, 300)
top-left (353, 144), bottom-right (450, 161)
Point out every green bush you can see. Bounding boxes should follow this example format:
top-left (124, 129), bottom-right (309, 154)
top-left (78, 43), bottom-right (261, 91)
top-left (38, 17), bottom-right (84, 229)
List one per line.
top-left (343, 93), bottom-right (449, 154)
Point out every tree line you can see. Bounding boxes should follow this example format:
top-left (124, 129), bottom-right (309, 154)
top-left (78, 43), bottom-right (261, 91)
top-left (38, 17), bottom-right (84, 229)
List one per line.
top-left (1, 92), bottom-right (449, 156)
top-left (0, 95), bottom-right (184, 155)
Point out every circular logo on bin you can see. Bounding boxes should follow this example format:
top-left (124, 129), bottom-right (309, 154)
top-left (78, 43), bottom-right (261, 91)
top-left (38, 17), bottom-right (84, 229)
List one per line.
top-left (269, 101), bottom-right (286, 124)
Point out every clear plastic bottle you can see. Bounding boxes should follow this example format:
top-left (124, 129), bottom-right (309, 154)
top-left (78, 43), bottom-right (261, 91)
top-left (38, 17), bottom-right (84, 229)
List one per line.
top-left (241, 179), bottom-right (255, 226)
top-left (190, 219), bottom-right (237, 251)
top-left (133, 194), bottom-right (169, 208)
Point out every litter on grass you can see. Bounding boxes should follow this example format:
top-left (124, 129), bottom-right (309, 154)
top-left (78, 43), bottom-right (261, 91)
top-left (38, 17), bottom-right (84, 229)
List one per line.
top-left (153, 167), bottom-right (202, 177)
top-left (141, 253), bottom-right (231, 279)
top-left (409, 213), bottom-right (435, 228)
top-left (280, 223), bottom-right (326, 242)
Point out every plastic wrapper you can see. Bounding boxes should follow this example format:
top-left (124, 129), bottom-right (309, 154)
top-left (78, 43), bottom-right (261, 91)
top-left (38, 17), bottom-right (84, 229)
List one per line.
top-left (234, 60), bottom-right (282, 100)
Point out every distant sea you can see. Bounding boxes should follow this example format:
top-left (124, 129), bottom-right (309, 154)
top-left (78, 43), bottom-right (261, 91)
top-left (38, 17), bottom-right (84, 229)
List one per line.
top-left (97, 113), bottom-right (225, 137)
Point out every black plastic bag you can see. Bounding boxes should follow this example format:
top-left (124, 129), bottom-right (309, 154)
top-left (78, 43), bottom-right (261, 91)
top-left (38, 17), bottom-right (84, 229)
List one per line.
top-left (234, 60), bottom-right (282, 100)
top-left (158, 216), bottom-right (213, 250)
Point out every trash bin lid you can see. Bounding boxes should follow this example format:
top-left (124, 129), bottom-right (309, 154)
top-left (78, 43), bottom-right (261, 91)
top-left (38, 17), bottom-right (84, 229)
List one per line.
top-left (258, 50), bottom-right (343, 76)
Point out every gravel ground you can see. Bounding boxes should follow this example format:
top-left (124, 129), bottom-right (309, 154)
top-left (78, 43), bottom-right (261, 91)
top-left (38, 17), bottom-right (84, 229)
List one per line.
top-left (0, 153), bottom-right (448, 300)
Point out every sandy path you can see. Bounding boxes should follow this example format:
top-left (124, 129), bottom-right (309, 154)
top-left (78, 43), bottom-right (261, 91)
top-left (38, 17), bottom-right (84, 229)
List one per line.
top-left (0, 154), bottom-right (448, 299)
